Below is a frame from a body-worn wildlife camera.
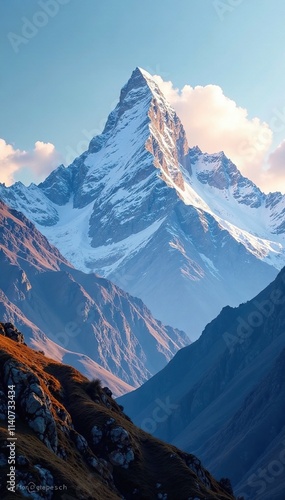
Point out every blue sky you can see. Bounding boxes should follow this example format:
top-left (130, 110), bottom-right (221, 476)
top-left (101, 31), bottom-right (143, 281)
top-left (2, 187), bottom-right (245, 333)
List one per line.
top-left (1, 0), bottom-right (285, 190)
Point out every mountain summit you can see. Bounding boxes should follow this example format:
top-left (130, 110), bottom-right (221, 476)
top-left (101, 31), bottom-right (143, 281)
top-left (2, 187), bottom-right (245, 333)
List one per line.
top-left (0, 68), bottom-right (284, 337)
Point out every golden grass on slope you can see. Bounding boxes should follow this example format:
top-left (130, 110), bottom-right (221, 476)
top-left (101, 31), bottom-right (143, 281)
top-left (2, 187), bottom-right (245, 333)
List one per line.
top-left (0, 335), bottom-right (235, 500)
top-left (0, 425), bottom-right (119, 500)
top-left (46, 357), bottom-right (234, 499)
top-left (0, 337), bottom-right (120, 499)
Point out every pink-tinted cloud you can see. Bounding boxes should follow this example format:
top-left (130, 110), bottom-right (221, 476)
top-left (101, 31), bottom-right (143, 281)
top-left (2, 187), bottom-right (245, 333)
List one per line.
top-left (262, 140), bottom-right (285, 192)
top-left (0, 138), bottom-right (62, 186)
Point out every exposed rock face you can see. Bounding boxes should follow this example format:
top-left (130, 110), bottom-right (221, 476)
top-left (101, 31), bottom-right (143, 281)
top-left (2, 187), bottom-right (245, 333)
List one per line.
top-left (38, 164), bottom-right (73, 206)
top-left (3, 360), bottom-right (58, 452)
top-left (0, 331), bottom-right (236, 499)
top-left (0, 200), bottom-right (189, 391)
top-left (0, 182), bottom-right (60, 226)
top-left (0, 322), bottom-right (25, 343)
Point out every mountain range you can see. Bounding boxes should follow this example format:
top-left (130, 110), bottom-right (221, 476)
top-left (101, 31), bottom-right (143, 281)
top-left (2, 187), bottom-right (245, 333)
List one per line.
top-left (0, 67), bottom-right (284, 499)
top-left (0, 200), bottom-right (188, 395)
top-left (119, 266), bottom-right (285, 499)
top-left (0, 329), bottom-right (237, 500)
top-left (0, 68), bottom-right (284, 338)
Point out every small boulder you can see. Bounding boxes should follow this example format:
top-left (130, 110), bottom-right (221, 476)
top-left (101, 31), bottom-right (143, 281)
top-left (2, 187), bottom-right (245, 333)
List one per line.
top-left (103, 386), bottom-right (112, 397)
top-left (91, 425), bottom-right (103, 445)
top-left (109, 426), bottom-right (130, 446)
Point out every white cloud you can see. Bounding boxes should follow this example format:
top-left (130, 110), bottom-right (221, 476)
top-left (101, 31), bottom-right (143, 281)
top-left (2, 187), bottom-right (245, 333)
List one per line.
top-left (0, 138), bottom-right (62, 186)
top-left (153, 75), bottom-right (274, 190)
top-left (262, 140), bottom-right (285, 192)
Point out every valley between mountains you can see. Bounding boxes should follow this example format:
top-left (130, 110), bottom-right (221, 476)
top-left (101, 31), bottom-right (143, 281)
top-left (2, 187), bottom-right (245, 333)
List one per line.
top-left (0, 67), bottom-right (284, 500)
top-left (0, 200), bottom-right (188, 394)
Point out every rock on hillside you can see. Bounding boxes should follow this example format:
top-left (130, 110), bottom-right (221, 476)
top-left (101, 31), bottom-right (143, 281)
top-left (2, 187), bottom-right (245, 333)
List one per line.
top-left (0, 322), bottom-right (25, 343)
top-left (0, 331), bottom-right (237, 500)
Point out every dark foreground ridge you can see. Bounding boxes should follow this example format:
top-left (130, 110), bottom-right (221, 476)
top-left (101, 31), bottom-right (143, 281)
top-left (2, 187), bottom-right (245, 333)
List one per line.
top-left (0, 323), bottom-right (238, 499)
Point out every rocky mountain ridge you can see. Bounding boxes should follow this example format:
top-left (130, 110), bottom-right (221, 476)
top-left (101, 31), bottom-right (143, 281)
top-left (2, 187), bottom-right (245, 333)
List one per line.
top-left (0, 331), bottom-right (237, 499)
top-left (119, 266), bottom-right (285, 499)
top-left (0, 200), bottom-right (188, 393)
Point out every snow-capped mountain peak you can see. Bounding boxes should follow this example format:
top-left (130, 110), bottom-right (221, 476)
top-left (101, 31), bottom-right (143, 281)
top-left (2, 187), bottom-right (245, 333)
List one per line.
top-left (120, 66), bottom-right (169, 107)
top-left (1, 67), bottom-right (285, 338)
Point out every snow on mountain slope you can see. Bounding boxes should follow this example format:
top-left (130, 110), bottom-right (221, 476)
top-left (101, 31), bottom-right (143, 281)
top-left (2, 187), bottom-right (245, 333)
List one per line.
top-left (0, 200), bottom-right (188, 391)
top-left (0, 181), bottom-right (59, 225)
top-left (0, 67), bottom-right (284, 337)
top-left (185, 148), bottom-right (285, 266)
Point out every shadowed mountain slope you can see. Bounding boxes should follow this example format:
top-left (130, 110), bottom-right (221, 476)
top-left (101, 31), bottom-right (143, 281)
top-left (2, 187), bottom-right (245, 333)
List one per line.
top-left (0, 332), bottom-right (236, 500)
top-left (0, 200), bottom-right (188, 393)
top-left (119, 267), bottom-right (285, 499)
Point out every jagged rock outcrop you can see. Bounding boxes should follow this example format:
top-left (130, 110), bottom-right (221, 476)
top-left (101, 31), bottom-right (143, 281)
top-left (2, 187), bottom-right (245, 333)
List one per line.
top-left (0, 330), bottom-right (236, 499)
top-left (3, 359), bottom-right (58, 453)
top-left (0, 322), bottom-right (25, 343)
